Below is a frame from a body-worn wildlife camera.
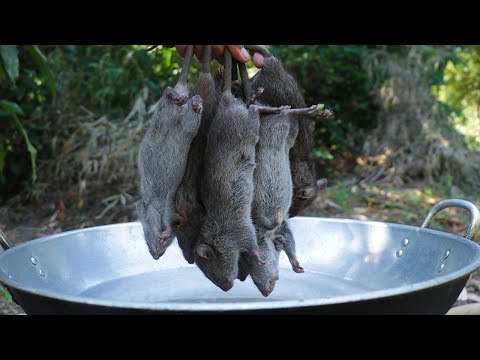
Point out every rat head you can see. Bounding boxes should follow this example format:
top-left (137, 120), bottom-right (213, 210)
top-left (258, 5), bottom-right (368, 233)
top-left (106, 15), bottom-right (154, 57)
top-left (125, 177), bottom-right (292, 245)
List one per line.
top-left (247, 232), bottom-right (280, 297)
top-left (194, 239), bottom-right (239, 292)
top-left (194, 221), bottom-right (243, 291)
top-left (137, 202), bottom-right (174, 260)
top-left (194, 221), bottom-right (262, 291)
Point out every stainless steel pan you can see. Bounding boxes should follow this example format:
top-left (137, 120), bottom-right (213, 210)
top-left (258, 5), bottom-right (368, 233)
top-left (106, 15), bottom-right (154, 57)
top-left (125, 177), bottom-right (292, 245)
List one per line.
top-left (1, 199), bottom-right (480, 314)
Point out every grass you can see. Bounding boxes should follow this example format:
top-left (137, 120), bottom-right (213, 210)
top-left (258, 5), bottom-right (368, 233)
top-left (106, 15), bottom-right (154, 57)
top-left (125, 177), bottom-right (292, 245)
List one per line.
top-left (305, 178), bottom-right (476, 240)
top-left (0, 284), bottom-right (12, 302)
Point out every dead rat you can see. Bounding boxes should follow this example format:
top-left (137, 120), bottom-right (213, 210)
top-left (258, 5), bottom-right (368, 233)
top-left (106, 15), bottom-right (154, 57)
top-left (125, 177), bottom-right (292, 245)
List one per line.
top-left (174, 46), bottom-right (218, 264)
top-left (137, 45), bottom-right (203, 260)
top-left (242, 232), bottom-right (280, 297)
top-left (237, 62), bottom-right (328, 296)
top-left (246, 45), bottom-right (332, 216)
top-left (247, 106), bottom-right (327, 294)
top-left (194, 49), bottom-right (285, 291)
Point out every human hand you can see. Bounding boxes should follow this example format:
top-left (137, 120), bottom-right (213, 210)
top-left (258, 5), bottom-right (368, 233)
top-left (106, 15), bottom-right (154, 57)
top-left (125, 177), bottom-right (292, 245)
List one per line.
top-left (173, 45), bottom-right (265, 68)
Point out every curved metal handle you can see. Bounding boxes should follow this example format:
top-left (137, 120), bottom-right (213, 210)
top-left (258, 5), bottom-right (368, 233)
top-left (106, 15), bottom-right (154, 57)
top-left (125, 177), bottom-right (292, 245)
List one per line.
top-left (0, 229), bottom-right (13, 251)
top-left (421, 199), bottom-right (480, 240)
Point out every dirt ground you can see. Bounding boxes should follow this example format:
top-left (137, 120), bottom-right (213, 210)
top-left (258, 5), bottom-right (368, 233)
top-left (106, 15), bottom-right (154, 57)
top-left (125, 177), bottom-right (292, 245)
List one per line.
top-left (1, 177), bottom-right (479, 315)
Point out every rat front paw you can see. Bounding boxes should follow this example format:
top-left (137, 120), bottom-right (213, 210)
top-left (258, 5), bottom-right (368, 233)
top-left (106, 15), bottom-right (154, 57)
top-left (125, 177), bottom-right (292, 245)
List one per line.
top-left (292, 264), bottom-right (304, 273)
top-left (166, 87), bottom-right (189, 106)
top-left (191, 95), bottom-right (203, 114)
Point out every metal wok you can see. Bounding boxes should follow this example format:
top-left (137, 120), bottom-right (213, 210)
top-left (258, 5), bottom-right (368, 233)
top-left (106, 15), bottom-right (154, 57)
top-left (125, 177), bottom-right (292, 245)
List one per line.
top-left (1, 199), bottom-right (480, 315)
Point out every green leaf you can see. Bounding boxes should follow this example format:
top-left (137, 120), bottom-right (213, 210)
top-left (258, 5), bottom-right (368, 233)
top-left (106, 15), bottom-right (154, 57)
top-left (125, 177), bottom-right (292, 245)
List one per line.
top-left (0, 100), bottom-right (37, 182)
top-left (0, 45), bottom-right (19, 83)
top-left (0, 283), bottom-right (13, 302)
top-left (24, 45), bottom-right (56, 103)
top-left (0, 99), bottom-right (24, 116)
top-left (0, 60), bottom-right (7, 80)
top-left (0, 139), bottom-right (5, 183)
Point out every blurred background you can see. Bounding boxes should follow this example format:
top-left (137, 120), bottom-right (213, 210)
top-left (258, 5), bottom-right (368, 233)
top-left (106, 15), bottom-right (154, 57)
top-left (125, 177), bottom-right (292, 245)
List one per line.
top-left (1, 45), bottom-right (480, 243)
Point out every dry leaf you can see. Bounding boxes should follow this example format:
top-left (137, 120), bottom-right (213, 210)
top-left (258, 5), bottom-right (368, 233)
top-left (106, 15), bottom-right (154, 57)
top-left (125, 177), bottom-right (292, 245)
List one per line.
top-left (57, 200), bottom-right (66, 222)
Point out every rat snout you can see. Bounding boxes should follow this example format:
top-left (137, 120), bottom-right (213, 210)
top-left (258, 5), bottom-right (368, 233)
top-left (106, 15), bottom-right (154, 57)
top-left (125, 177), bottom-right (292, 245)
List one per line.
top-left (218, 280), bottom-right (234, 292)
top-left (149, 243), bottom-right (166, 260)
top-left (260, 276), bottom-right (279, 297)
top-left (150, 248), bottom-right (161, 260)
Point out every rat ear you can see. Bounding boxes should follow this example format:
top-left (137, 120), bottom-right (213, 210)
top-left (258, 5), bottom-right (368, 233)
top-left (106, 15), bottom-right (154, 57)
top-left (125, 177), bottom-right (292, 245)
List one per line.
top-left (316, 178), bottom-right (328, 192)
top-left (297, 186), bottom-right (316, 200)
top-left (170, 213), bottom-right (185, 227)
top-left (196, 244), bottom-right (216, 260)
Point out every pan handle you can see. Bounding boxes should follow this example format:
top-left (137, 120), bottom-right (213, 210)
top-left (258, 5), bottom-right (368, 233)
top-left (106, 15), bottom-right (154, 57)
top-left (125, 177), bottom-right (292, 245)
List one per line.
top-left (0, 229), bottom-right (13, 252)
top-left (421, 199), bottom-right (480, 241)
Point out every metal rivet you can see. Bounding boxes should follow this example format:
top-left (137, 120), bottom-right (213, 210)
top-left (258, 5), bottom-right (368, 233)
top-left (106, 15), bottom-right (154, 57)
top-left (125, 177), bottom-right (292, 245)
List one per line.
top-left (396, 249), bottom-right (403, 257)
top-left (402, 239), bottom-right (409, 247)
top-left (30, 256), bottom-right (37, 265)
top-left (444, 250), bottom-right (450, 259)
top-left (438, 263), bottom-right (445, 272)
top-left (39, 269), bottom-right (45, 277)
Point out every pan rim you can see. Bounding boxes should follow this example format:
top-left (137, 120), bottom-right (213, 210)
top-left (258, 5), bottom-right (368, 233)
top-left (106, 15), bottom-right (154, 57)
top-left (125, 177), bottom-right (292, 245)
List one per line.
top-left (1, 219), bottom-right (480, 312)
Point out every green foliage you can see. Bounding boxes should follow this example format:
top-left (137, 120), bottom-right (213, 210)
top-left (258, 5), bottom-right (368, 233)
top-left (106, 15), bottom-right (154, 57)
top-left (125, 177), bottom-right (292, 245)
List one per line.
top-left (0, 100), bottom-right (37, 182)
top-left (25, 45), bottom-right (57, 103)
top-left (0, 283), bottom-right (12, 302)
top-left (48, 45), bottom-right (189, 116)
top-left (0, 45), bottom-right (19, 82)
top-left (1, 44), bottom-right (479, 202)
top-left (435, 46), bottom-right (480, 150)
top-left (0, 45), bottom-right (54, 190)
top-left (0, 45), bottom-right (196, 201)
top-left (270, 45), bottom-right (379, 157)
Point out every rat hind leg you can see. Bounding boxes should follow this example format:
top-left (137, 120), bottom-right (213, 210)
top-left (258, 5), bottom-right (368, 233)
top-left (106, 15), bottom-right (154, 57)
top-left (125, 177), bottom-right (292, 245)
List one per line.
top-left (275, 222), bottom-right (304, 273)
top-left (283, 104), bottom-right (333, 122)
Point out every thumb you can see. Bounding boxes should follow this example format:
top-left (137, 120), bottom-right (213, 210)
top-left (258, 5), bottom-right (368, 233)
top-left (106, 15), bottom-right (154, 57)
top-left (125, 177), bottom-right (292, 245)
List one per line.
top-left (227, 45), bottom-right (251, 63)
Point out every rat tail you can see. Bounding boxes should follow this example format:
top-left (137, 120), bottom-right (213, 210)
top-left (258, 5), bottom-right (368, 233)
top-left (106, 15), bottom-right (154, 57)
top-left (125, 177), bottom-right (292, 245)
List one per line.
top-left (222, 47), bottom-right (232, 93)
top-left (201, 45), bottom-right (212, 74)
top-left (177, 45), bottom-right (194, 86)
top-left (238, 62), bottom-right (252, 100)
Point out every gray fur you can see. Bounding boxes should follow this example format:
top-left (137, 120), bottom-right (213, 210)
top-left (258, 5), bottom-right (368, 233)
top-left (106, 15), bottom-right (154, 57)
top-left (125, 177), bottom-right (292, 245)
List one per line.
top-left (195, 94), bottom-right (265, 291)
top-left (233, 58), bottom-right (300, 296)
top-left (193, 50), bottom-right (263, 291)
top-left (137, 46), bottom-right (202, 260)
top-left (242, 231), bottom-right (279, 297)
top-left (274, 220), bottom-right (303, 273)
top-left (242, 108), bottom-right (303, 295)
top-left (193, 51), bottom-right (288, 291)
top-left (174, 46), bottom-right (218, 264)
top-left (249, 50), bottom-right (332, 216)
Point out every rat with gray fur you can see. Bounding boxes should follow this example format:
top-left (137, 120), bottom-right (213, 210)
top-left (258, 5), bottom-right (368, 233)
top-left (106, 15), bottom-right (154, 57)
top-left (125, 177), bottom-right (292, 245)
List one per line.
top-left (246, 45), bottom-right (331, 217)
top-left (137, 45), bottom-right (203, 260)
top-left (174, 46), bottom-right (218, 264)
top-left (240, 78), bottom-right (330, 296)
top-left (249, 106), bottom-right (328, 264)
top-left (235, 50), bottom-right (331, 295)
top-left (194, 49), bottom-right (287, 292)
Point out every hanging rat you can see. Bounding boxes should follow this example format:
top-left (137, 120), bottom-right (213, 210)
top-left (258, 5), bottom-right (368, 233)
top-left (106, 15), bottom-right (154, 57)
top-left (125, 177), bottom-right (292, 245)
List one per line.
top-left (137, 45), bottom-right (203, 260)
top-left (237, 61), bottom-right (329, 295)
top-left (246, 45), bottom-right (331, 217)
top-left (174, 46), bottom-right (218, 264)
top-left (194, 48), bottom-right (286, 291)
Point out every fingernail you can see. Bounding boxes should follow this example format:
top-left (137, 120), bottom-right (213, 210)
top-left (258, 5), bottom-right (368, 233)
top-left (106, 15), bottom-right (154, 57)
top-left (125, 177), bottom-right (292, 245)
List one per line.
top-left (241, 48), bottom-right (251, 61)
